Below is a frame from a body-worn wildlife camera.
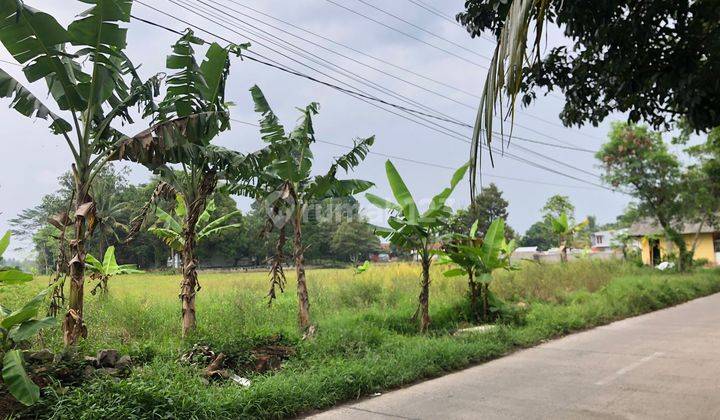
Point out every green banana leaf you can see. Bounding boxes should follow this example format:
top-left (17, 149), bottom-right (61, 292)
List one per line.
top-left (2, 349), bottom-right (39, 406)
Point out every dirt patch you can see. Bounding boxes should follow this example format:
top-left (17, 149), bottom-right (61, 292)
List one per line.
top-left (181, 338), bottom-right (295, 384)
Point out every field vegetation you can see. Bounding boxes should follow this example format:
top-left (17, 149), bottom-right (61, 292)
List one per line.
top-left (1, 260), bottom-right (717, 418)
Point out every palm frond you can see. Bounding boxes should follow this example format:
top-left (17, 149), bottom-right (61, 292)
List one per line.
top-left (470, 0), bottom-right (550, 199)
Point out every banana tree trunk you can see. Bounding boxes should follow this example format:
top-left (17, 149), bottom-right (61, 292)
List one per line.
top-left (468, 271), bottom-right (479, 322)
top-left (482, 283), bottom-right (489, 321)
top-left (560, 237), bottom-right (568, 263)
top-left (181, 226), bottom-right (199, 337)
top-left (267, 224), bottom-right (287, 305)
top-left (63, 172), bottom-right (92, 346)
top-left (418, 252), bottom-right (431, 333)
top-left (293, 208), bottom-right (312, 332)
top-left (180, 172), bottom-right (217, 337)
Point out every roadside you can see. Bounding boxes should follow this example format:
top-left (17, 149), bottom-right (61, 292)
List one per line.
top-left (309, 291), bottom-right (720, 419)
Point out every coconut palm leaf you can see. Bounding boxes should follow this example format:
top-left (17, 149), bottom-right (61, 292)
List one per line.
top-left (470, 0), bottom-right (551, 198)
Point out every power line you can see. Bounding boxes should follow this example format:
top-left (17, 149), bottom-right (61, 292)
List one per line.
top-left (229, 117), bottom-right (603, 191)
top-left (323, 0), bottom-right (489, 70)
top-left (184, 0), bottom-right (597, 154)
top-left (166, 0), bottom-right (466, 127)
top-left (210, 0), bottom-right (479, 111)
top-left (219, 0), bottom-right (483, 98)
top-left (352, 0), bottom-right (492, 61)
top-left (214, 0), bottom-right (604, 143)
top-left (406, 0), bottom-right (459, 26)
top-left (129, 6), bottom-right (619, 192)
top-left (182, 0), bottom-right (466, 127)
top-left (323, 0), bottom-right (595, 143)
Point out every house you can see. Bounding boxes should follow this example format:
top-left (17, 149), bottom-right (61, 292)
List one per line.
top-left (628, 219), bottom-right (720, 266)
top-left (590, 228), bottom-right (641, 254)
top-left (590, 229), bottom-right (624, 251)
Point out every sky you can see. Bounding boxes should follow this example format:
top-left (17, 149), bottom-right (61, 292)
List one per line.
top-left (0, 0), bottom-right (632, 258)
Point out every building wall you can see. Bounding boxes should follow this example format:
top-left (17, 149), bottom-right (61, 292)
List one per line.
top-left (640, 233), bottom-right (717, 266)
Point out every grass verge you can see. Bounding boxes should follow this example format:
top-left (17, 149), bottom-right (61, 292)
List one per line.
top-left (7, 263), bottom-right (719, 419)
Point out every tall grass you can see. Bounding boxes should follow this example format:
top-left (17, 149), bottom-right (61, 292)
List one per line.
top-left (3, 261), bottom-right (718, 419)
top-left (492, 258), bottom-right (644, 303)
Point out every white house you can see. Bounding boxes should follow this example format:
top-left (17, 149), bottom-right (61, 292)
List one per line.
top-left (590, 229), bottom-right (625, 251)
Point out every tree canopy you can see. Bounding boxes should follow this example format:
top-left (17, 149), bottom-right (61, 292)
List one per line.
top-left (449, 183), bottom-right (516, 240)
top-left (458, 0), bottom-right (720, 132)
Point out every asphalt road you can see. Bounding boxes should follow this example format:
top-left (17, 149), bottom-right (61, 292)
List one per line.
top-left (308, 292), bottom-right (720, 419)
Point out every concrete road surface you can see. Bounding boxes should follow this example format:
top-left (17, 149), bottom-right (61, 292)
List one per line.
top-left (308, 292), bottom-right (720, 419)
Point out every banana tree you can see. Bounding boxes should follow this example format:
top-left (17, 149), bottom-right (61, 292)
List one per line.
top-left (248, 85), bottom-right (374, 333)
top-left (113, 32), bottom-right (264, 336)
top-left (0, 232), bottom-right (55, 406)
top-left (85, 246), bottom-right (142, 296)
top-left (367, 160), bottom-right (469, 332)
top-left (0, 0), bottom-right (161, 345)
top-left (149, 194), bottom-right (242, 258)
top-left (438, 219), bottom-right (516, 321)
top-left (550, 213), bottom-right (589, 263)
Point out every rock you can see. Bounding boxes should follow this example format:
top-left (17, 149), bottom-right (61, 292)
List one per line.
top-left (115, 355), bottom-right (132, 370)
top-left (83, 356), bottom-right (98, 366)
top-left (25, 349), bottom-right (54, 364)
top-left (96, 349), bottom-right (120, 368)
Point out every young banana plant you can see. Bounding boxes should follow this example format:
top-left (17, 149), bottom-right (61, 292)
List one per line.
top-left (550, 213), bottom-right (589, 263)
top-left (367, 160), bottom-right (469, 332)
top-left (0, 232), bottom-right (55, 406)
top-left (438, 219), bottom-right (517, 321)
top-left (0, 0), bottom-right (162, 346)
top-left (248, 85), bottom-right (375, 333)
top-left (148, 194), bottom-right (242, 255)
top-left (85, 246), bottom-right (143, 296)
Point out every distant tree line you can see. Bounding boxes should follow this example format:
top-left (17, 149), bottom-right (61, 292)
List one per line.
top-left (10, 165), bottom-right (381, 273)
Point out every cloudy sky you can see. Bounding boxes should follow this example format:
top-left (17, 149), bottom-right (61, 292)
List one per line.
top-left (0, 0), bottom-right (632, 257)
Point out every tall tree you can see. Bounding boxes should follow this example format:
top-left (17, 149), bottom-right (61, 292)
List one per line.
top-left (680, 126), bottom-right (720, 253)
top-left (519, 221), bottom-right (554, 251)
top-left (597, 123), bottom-right (691, 270)
top-left (457, 0), bottom-right (720, 193)
top-left (449, 183), bottom-right (515, 240)
top-left (541, 195), bottom-right (575, 222)
top-left (330, 218), bottom-right (381, 264)
top-left (248, 85), bottom-right (374, 333)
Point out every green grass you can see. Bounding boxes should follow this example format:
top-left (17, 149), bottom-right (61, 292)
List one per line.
top-left (4, 261), bottom-right (719, 419)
